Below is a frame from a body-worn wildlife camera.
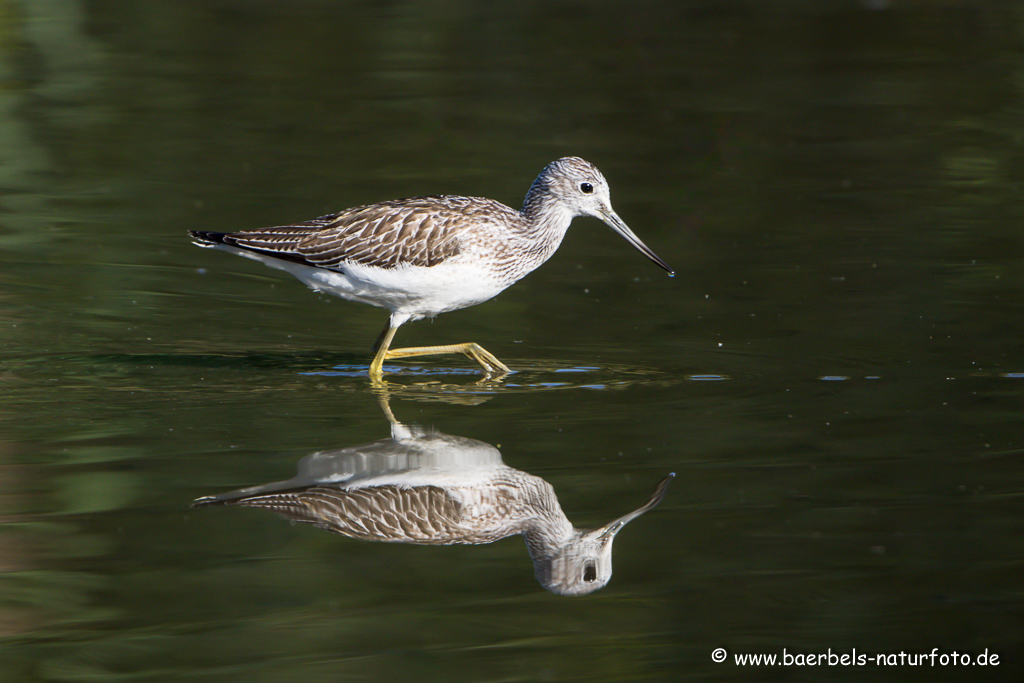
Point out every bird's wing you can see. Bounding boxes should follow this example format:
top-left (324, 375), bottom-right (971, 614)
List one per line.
top-left (193, 196), bottom-right (518, 269)
top-left (205, 484), bottom-right (478, 545)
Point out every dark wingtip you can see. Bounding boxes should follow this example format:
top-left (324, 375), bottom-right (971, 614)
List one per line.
top-left (188, 230), bottom-right (228, 245)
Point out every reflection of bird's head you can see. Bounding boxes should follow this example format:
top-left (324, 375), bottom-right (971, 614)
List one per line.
top-left (530, 474), bottom-right (675, 596)
top-left (533, 527), bottom-right (618, 596)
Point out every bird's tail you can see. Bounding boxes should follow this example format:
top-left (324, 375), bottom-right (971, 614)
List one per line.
top-left (188, 230), bottom-right (229, 247)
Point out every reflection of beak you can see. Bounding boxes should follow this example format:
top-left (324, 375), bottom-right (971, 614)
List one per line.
top-left (597, 472), bottom-right (675, 540)
top-left (598, 208), bottom-right (675, 277)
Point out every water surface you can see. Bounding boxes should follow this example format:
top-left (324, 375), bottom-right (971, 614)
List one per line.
top-left (2, 2), bottom-right (1023, 681)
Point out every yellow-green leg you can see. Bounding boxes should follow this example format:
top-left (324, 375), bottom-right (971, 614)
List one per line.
top-left (369, 320), bottom-right (511, 379)
top-left (368, 323), bottom-right (399, 379)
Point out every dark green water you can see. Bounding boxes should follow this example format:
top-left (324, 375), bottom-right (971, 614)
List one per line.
top-left (2, 2), bottom-right (1023, 681)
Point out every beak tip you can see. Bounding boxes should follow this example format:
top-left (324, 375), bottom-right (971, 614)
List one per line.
top-left (600, 211), bottom-right (674, 278)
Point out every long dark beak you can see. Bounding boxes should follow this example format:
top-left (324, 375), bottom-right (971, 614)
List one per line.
top-left (597, 473), bottom-right (675, 540)
top-left (598, 208), bottom-right (675, 277)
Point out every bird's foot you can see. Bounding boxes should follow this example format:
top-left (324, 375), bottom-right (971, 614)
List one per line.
top-left (375, 342), bottom-right (511, 379)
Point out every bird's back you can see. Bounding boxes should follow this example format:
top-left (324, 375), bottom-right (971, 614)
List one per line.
top-left (190, 195), bottom-right (526, 271)
top-left (197, 482), bottom-right (526, 545)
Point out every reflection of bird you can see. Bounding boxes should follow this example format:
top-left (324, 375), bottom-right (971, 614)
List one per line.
top-left (188, 157), bottom-right (673, 379)
top-left (193, 419), bottom-right (674, 596)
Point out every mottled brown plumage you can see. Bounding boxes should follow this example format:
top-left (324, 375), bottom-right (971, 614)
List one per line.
top-left (227, 485), bottom-right (469, 543)
top-left (196, 196), bottom-right (525, 270)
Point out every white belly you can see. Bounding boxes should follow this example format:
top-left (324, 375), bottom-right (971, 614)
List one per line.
top-left (219, 245), bottom-right (510, 321)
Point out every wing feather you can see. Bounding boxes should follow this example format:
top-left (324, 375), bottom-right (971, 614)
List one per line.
top-left (215, 484), bottom-right (474, 545)
top-left (190, 196), bottom-right (523, 270)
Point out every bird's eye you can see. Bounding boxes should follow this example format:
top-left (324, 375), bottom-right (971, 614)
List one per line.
top-left (580, 182), bottom-right (594, 194)
top-left (583, 563), bottom-right (597, 582)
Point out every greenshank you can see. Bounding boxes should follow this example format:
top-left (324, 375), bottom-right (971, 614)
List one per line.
top-left (189, 157), bottom-right (673, 379)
